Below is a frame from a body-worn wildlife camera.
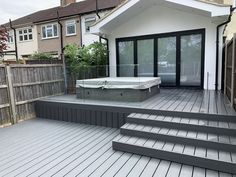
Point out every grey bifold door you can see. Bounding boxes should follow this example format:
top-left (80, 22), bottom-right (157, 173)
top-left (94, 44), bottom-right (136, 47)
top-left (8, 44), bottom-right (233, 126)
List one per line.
top-left (157, 33), bottom-right (203, 87)
top-left (157, 37), bottom-right (177, 86)
top-left (117, 29), bottom-right (204, 88)
top-left (180, 34), bottom-right (202, 86)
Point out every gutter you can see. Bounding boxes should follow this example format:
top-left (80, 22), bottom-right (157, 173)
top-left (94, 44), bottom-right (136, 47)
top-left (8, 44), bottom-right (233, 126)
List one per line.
top-left (96, 0), bottom-right (101, 19)
top-left (9, 19), bottom-right (18, 62)
top-left (57, 11), bottom-right (64, 55)
top-left (57, 11), bottom-right (67, 94)
top-left (215, 6), bottom-right (235, 91)
top-left (79, 16), bottom-right (83, 47)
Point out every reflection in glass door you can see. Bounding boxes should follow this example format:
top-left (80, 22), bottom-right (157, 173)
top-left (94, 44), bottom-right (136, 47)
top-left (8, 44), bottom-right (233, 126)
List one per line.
top-left (158, 37), bottom-right (176, 86)
top-left (180, 34), bottom-right (202, 86)
top-left (118, 41), bottom-right (134, 77)
top-left (137, 39), bottom-right (154, 77)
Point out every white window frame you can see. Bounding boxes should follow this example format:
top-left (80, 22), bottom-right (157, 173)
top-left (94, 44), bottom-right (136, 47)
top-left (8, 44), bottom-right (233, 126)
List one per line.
top-left (66, 20), bottom-right (76, 36)
top-left (18, 28), bottom-right (33, 42)
top-left (234, 0), bottom-right (236, 8)
top-left (7, 31), bottom-right (14, 44)
top-left (85, 16), bottom-right (96, 33)
top-left (41, 23), bottom-right (59, 39)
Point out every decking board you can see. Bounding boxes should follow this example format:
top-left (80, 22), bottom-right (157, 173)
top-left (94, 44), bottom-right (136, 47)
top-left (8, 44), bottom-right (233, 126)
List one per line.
top-left (0, 119), bottom-right (235, 177)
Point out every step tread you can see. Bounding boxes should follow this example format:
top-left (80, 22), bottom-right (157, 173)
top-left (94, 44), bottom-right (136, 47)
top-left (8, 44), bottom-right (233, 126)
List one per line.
top-left (128, 113), bottom-right (236, 130)
top-left (121, 123), bottom-right (236, 146)
top-left (113, 135), bottom-right (236, 164)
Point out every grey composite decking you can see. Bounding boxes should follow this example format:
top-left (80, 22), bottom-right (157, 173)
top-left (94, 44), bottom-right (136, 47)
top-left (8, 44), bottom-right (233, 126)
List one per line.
top-left (113, 113), bottom-right (236, 174)
top-left (42, 89), bottom-right (236, 116)
top-left (0, 118), bottom-right (235, 177)
top-left (37, 89), bottom-right (236, 128)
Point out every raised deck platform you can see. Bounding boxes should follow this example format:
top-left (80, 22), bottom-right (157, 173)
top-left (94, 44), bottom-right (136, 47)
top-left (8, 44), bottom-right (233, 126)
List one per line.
top-left (36, 89), bottom-right (236, 128)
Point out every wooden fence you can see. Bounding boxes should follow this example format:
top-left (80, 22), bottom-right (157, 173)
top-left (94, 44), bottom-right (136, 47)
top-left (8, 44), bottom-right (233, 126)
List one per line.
top-left (224, 33), bottom-right (236, 110)
top-left (0, 64), bottom-right (64, 126)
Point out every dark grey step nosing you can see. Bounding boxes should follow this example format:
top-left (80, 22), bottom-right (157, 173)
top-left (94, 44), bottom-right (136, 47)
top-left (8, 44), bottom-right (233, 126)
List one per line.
top-left (112, 141), bottom-right (236, 174)
top-left (120, 128), bottom-right (236, 152)
top-left (126, 117), bottom-right (236, 136)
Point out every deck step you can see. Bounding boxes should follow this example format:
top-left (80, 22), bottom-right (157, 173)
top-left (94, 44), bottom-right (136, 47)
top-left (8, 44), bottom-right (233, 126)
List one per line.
top-left (112, 135), bottom-right (236, 174)
top-left (120, 123), bottom-right (236, 152)
top-left (127, 113), bottom-right (236, 136)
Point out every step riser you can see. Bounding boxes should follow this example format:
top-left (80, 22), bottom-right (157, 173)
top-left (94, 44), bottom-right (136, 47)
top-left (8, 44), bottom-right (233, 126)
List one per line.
top-left (113, 141), bottom-right (236, 174)
top-left (120, 128), bottom-right (236, 152)
top-left (138, 111), bottom-right (236, 123)
top-left (127, 118), bottom-right (236, 136)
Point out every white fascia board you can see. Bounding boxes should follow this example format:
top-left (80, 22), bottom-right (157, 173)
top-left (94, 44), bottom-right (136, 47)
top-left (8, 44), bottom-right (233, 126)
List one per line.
top-left (166, 0), bottom-right (230, 17)
top-left (90, 0), bottom-right (140, 34)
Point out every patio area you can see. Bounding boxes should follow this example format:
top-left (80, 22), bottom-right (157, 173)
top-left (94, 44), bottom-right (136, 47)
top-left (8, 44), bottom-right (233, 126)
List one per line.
top-left (0, 118), bottom-right (234, 177)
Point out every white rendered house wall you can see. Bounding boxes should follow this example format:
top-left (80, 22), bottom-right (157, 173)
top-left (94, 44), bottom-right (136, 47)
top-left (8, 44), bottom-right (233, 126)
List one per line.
top-left (107, 5), bottom-right (221, 90)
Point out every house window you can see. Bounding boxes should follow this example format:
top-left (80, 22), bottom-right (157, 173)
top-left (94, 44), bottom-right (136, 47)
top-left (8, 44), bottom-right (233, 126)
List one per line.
top-left (66, 20), bottom-right (76, 36)
top-left (41, 24), bottom-right (58, 39)
top-left (19, 28), bottom-right (33, 42)
top-left (85, 17), bottom-right (96, 32)
top-left (7, 31), bottom-right (14, 43)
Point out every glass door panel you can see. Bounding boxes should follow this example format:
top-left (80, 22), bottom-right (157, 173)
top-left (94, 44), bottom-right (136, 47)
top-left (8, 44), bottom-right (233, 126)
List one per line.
top-left (137, 39), bottom-right (154, 77)
top-left (180, 34), bottom-right (202, 86)
top-left (158, 37), bottom-right (177, 86)
top-left (118, 41), bottom-right (134, 77)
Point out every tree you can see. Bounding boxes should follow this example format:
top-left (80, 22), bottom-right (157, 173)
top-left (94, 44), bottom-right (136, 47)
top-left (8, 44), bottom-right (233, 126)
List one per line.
top-left (0, 26), bottom-right (8, 57)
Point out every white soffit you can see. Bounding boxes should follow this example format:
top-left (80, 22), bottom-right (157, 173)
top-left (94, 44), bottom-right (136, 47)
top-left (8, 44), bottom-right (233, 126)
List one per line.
top-left (166, 0), bottom-right (230, 17)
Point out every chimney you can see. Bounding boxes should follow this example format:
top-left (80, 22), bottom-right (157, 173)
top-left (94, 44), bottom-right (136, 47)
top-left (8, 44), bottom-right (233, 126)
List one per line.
top-left (60, 0), bottom-right (76, 6)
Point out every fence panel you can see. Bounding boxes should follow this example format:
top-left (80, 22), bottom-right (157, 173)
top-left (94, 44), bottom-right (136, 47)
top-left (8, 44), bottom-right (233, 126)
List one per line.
top-left (233, 35), bottom-right (236, 109)
top-left (224, 33), bottom-right (236, 109)
top-left (0, 64), bottom-right (65, 126)
top-left (11, 64), bottom-right (65, 122)
top-left (0, 65), bottom-right (11, 126)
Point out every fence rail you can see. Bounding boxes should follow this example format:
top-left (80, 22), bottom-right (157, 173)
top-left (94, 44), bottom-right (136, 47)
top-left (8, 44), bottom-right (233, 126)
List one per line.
top-left (224, 33), bottom-right (236, 110)
top-left (0, 64), bottom-right (65, 126)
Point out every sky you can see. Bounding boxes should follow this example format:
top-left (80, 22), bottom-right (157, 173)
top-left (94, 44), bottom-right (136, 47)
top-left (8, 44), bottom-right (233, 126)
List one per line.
top-left (0, 0), bottom-right (59, 24)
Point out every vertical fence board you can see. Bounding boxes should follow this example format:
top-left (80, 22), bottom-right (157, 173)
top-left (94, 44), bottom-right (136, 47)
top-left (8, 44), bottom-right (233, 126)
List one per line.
top-left (231, 34), bottom-right (236, 106)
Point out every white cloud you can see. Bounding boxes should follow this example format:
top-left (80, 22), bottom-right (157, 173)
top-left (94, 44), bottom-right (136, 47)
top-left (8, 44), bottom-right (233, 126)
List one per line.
top-left (0, 0), bottom-right (59, 24)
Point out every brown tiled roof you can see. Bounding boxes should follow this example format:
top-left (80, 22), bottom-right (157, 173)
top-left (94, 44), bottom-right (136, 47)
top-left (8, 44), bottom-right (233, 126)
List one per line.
top-left (2, 0), bottom-right (124, 28)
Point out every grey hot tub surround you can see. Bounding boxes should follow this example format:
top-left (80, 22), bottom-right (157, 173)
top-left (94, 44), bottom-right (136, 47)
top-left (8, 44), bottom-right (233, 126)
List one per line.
top-left (76, 77), bottom-right (161, 102)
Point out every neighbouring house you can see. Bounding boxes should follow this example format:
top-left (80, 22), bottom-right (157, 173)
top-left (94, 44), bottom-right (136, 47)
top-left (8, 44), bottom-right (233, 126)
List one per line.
top-left (91, 0), bottom-right (232, 90)
top-left (3, 21), bottom-right (38, 60)
top-left (1, 0), bottom-right (123, 60)
top-left (205, 0), bottom-right (236, 40)
top-left (222, 0), bottom-right (236, 40)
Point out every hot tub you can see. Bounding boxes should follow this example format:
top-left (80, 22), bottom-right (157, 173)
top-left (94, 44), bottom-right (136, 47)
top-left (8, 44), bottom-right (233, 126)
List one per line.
top-left (76, 77), bottom-right (161, 102)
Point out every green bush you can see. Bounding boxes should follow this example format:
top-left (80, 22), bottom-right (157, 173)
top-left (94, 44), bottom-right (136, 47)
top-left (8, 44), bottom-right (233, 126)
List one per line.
top-left (65, 42), bottom-right (108, 75)
top-left (31, 52), bottom-right (53, 60)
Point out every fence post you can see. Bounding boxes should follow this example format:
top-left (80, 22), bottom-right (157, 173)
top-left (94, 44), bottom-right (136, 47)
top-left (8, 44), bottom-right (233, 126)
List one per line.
top-left (224, 40), bottom-right (228, 95)
top-left (6, 66), bottom-right (17, 124)
top-left (231, 33), bottom-right (236, 106)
